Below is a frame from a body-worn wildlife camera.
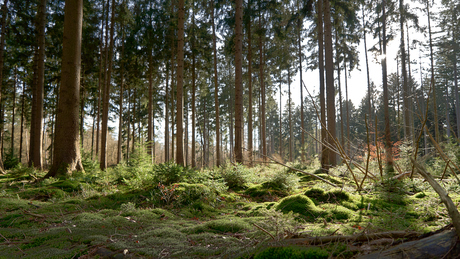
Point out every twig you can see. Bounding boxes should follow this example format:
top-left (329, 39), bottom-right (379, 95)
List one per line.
top-left (253, 223), bottom-right (275, 240)
top-left (0, 233), bottom-right (10, 243)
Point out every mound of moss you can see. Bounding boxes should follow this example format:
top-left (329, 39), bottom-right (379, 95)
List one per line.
top-left (300, 174), bottom-right (342, 185)
top-left (276, 195), bottom-right (322, 222)
top-left (187, 218), bottom-right (251, 234)
top-left (244, 184), bottom-right (289, 200)
top-left (50, 180), bottom-right (81, 192)
top-left (318, 204), bottom-right (355, 221)
top-left (305, 188), bottom-right (350, 204)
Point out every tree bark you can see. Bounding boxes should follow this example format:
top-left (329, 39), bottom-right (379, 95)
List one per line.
top-left (100, 0), bottom-right (115, 170)
top-left (29, 0), bottom-right (46, 169)
top-left (234, 0), bottom-right (244, 163)
top-left (317, 0), bottom-right (328, 171)
top-left (382, 0), bottom-right (394, 169)
top-left (117, 10), bottom-right (125, 164)
top-left (399, 0), bottom-right (411, 141)
top-left (298, 18), bottom-right (305, 163)
top-left (258, 4), bottom-right (266, 162)
top-left (176, 0), bottom-right (185, 166)
top-left (288, 68), bottom-right (293, 162)
top-left (0, 0), bottom-right (7, 172)
top-left (427, 1), bottom-right (440, 143)
top-left (324, 0), bottom-right (336, 167)
top-left (191, 4), bottom-right (196, 168)
top-left (247, 4), bottom-right (253, 166)
top-left (11, 66), bottom-right (17, 155)
top-left (211, 1), bottom-right (220, 167)
top-left (46, 0), bottom-right (84, 177)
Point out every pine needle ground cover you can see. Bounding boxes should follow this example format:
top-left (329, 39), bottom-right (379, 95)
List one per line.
top-left (0, 161), bottom-right (457, 258)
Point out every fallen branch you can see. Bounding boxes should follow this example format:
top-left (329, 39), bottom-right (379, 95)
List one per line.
top-left (253, 223), bottom-right (275, 240)
top-left (280, 231), bottom-right (419, 245)
top-left (411, 158), bottom-right (460, 238)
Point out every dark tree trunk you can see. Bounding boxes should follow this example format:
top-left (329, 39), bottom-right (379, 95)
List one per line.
top-left (176, 0), bottom-right (185, 165)
top-left (45, 0), bottom-right (84, 177)
top-left (29, 0), bottom-right (46, 169)
top-left (234, 0), bottom-right (243, 163)
top-left (324, 0), bottom-right (336, 167)
top-left (247, 4), bottom-right (253, 165)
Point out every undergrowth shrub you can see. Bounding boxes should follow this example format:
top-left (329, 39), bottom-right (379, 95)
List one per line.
top-left (217, 163), bottom-right (250, 190)
top-left (152, 162), bottom-right (194, 185)
top-left (262, 171), bottom-right (299, 192)
top-left (3, 152), bottom-right (20, 170)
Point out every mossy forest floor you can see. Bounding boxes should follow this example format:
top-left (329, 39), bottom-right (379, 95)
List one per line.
top-left (0, 158), bottom-right (459, 258)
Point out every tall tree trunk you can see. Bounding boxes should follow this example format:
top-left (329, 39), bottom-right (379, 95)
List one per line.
top-left (335, 29), bottom-right (344, 149)
top-left (446, 81), bottom-right (450, 138)
top-left (117, 13), bottom-right (125, 164)
top-left (165, 66), bottom-right (170, 162)
top-left (126, 85), bottom-right (131, 161)
top-left (382, 0), bottom-right (394, 169)
top-left (0, 0), bottom-right (7, 172)
top-left (191, 7), bottom-right (196, 167)
top-left (30, 0), bottom-right (46, 169)
top-left (100, 0), bottom-right (115, 170)
top-left (176, 0), bottom-right (185, 166)
top-left (362, 0), bottom-right (372, 126)
top-left (399, 0), bottom-right (411, 141)
top-left (318, 0), bottom-right (327, 171)
top-left (427, 1), bottom-right (439, 143)
top-left (324, 0), bottom-right (336, 167)
top-left (45, 0), bottom-right (84, 177)
top-left (288, 68), bottom-right (293, 162)
top-left (345, 61), bottom-right (350, 153)
top-left (247, 4), bottom-right (253, 165)
top-left (11, 66), bottom-right (17, 155)
top-left (279, 76), bottom-right (282, 158)
top-left (148, 54), bottom-right (154, 163)
top-left (234, 0), bottom-right (243, 163)
top-left (211, 1), bottom-right (220, 166)
top-left (298, 18), bottom-right (305, 163)
top-left (80, 83), bottom-right (85, 150)
top-left (258, 4), bottom-right (266, 162)
top-left (20, 81), bottom-right (26, 163)
top-left (96, 0), bottom-right (108, 159)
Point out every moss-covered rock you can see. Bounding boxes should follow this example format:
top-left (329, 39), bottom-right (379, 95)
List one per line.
top-left (244, 184), bottom-right (289, 200)
top-left (276, 195), bottom-right (322, 222)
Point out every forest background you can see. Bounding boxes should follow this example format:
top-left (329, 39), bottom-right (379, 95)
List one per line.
top-left (0, 0), bottom-right (458, 174)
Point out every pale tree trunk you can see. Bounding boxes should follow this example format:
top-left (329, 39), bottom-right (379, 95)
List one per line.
top-left (97, 0), bottom-right (108, 159)
top-left (234, 0), bottom-right (243, 163)
top-left (165, 66), bottom-right (170, 162)
top-left (211, 1), bottom-right (220, 166)
top-left (335, 29), bottom-right (344, 149)
top-left (399, 0), bottom-right (411, 141)
top-left (117, 12), bottom-right (125, 164)
top-left (427, 1), bottom-right (439, 143)
top-left (20, 81), bottom-right (26, 164)
top-left (324, 0), bottom-right (336, 167)
top-left (362, 0), bottom-right (374, 147)
top-left (126, 85), bottom-right (131, 161)
top-left (100, 0), bottom-right (115, 170)
top-left (258, 4), bottom-right (266, 162)
top-left (279, 76), bottom-right (282, 158)
top-left (148, 54), bottom-right (154, 163)
top-left (345, 62), bottom-right (350, 153)
top-left (45, 0), bottom-right (84, 177)
top-left (298, 18), bottom-right (305, 163)
top-left (247, 5), bottom-right (253, 165)
top-left (288, 68), bottom-right (293, 162)
top-left (317, 0), bottom-right (328, 170)
top-left (30, 0), bottom-right (46, 169)
top-left (176, 0), bottom-right (185, 166)
top-left (80, 86), bottom-right (85, 148)
top-left (382, 0), bottom-right (394, 169)
top-left (0, 0), bottom-right (7, 172)
top-left (446, 81), bottom-right (450, 138)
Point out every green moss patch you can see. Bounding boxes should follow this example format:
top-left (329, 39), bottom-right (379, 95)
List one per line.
top-left (255, 246), bottom-right (329, 259)
top-left (276, 195), bottom-right (322, 222)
